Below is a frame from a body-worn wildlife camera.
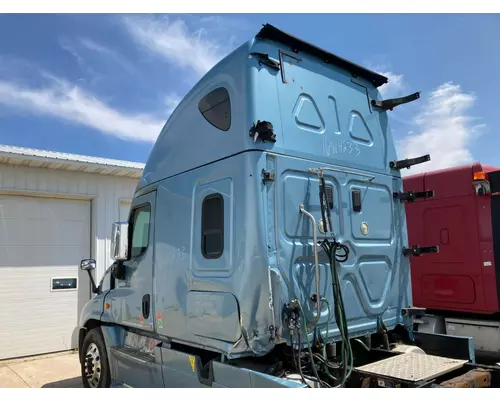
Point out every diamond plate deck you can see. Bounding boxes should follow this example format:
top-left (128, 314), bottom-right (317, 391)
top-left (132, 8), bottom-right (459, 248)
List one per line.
top-left (355, 353), bottom-right (467, 382)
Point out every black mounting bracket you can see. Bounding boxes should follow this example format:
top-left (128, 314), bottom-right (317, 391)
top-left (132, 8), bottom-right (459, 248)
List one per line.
top-left (401, 307), bottom-right (426, 319)
top-left (279, 49), bottom-right (301, 84)
top-left (250, 120), bottom-right (277, 143)
top-left (372, 91), bottom-right (421, 111)
top-left (261, 168), bottom-right (275, 184)
top-left (390, 154), bottom-right (430, 170)
top-left (249, 52), bottom-right (280, 71)
top-left (393, 190), bottom-right (435, 203)
top-left (403, 245), bottom-right (439, 257)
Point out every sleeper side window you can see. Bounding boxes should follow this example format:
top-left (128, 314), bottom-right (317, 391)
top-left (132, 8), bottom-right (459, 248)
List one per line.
top-left (198, 87), bottom-right (231, 131)
top-left (201, 194), bottom-right (224, 259)
top-left (129, 204), bottom-right (151, 259)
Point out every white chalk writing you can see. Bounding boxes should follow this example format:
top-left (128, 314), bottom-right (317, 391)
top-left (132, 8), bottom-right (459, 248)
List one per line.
top-left (165, 246), bottom-right (187, 262)
top-left (323, 136), bottom-right (361, 157)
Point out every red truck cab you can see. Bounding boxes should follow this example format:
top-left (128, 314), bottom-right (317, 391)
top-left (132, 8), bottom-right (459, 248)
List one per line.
top-left (404, 162), bottom-right (500, 355)
top-left (404, 162), bottom-right (500, 314)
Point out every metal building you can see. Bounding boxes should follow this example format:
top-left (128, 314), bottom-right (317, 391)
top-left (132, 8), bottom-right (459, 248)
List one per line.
top-left (0, 145), bottom-right (144, 360)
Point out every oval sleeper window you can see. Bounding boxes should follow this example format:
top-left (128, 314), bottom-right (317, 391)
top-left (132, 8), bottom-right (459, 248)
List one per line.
top-left (198, 87), bottom-right (231, 131)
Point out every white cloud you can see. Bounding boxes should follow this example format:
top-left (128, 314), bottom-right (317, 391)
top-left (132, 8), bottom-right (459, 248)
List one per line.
top-left (396, 82), bottom-right (484, 175)
top-left (378, 71), bottom-right (406, 98)
top-left (121, 15), bottom-right (226, 77)
top-left (59, 37), bottom-right (103, 85)
top-left (364, 60), bottom-right (407, 99)
top-left (79, 37), bottom-right (114, 55)
top-left (0, 77), bottom-right (165, 142)
top-left (78, 37), bottom-right (136, 74)
top-left (59, 38), bottom-right (84, 66)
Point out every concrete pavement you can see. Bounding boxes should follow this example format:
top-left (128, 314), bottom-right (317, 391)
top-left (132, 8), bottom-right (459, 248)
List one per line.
top-left (0, 351), bottom-right (82, 388)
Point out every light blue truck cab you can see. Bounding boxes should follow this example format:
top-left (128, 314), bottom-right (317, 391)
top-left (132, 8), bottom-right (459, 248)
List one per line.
top-left (77, 24), bottom-right (491, 388)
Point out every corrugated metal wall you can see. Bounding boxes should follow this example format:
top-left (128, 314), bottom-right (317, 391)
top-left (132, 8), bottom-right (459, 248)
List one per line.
top-left (0, 163), bottom-right (139, 281)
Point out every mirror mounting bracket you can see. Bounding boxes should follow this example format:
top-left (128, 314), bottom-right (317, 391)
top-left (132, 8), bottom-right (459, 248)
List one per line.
top-left (111, 260), bottom-right (126, 281)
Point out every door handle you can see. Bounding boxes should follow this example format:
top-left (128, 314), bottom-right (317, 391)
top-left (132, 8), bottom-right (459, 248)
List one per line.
top-left (142, 294), bottom-right (150, 319)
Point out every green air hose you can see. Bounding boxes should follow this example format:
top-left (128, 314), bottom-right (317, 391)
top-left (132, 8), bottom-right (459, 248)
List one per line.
top-left (321, 300), bottom-right (340, 383)
top-left (321, 238), bottom-right (354, 385)
top-left (295, 172), bottom-right (355, 386)
top-left (298, 304), bottom-right (331, 388)
top-left (296, 239), bottom-right (354, 387)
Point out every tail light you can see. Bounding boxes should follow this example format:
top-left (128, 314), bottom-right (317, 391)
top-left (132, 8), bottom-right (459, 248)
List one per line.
top-left (473, 171), bottom-right (491, 196)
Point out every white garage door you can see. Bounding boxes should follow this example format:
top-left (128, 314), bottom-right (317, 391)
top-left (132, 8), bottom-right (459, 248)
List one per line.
top-left (0, 195), bottom-right (91, 360)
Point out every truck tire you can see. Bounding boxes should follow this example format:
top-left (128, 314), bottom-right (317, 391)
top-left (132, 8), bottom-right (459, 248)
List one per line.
top-left (81, 327), bottom-right (111, 388)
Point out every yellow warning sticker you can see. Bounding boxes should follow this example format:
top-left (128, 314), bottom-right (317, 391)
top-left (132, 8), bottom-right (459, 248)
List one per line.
top-left (188, 356), bottom-right (196, 372)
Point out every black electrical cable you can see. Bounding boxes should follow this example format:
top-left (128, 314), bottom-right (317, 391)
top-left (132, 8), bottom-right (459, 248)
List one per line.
top-left (289, 331), bottom-right (299, 374)
top-left (290, 330), bottom-right (311, 387)
top-left (294, 303), bottom-right (333, 388)
top-left (330, 245), bottom-right (349, 375)
top-left (292, 172), bottom-right (353, 387)
top-left (314, 323), bottom-right (343, 383)
top-left (308, 353), bottom-right (342, 370)
top-left (319, 175), bottom-right (333, 233)
top-left (296, 326), bottom-right (308, 385)
top-left (295, 321), bottom-right (331, 388)
top-left (319, 238), bottom-right (354, 386)
top-left (309, 173), bottom-right (353, 386)
top-left (303, 329), bottom-right (332, 388)
top-left (318, 175), bottom-right (329, 232)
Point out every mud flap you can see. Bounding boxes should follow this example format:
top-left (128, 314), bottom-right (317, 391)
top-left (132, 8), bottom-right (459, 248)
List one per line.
top-left (413, 331), bottom-right (475, 362)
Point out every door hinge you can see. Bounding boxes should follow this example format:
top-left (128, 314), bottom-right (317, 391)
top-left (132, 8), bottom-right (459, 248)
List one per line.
top-left (390, 154), bottom-right (431, 170)
top-left (372, 91), bottom-right (421, 111)
top-left (250, 120), bottom-right (277, 143)
top-left (403, 245), bottom-right (439, 257)
top-left (393, 190), bottom-right (435, 203)
top-left (262, 168), bottom-right (275, 184)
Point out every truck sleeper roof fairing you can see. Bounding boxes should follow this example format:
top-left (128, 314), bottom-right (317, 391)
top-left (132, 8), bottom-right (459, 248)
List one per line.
top-left (255, 24), bottom-right (388, 88)
top-left (137, 24), bottom-right (394, 192)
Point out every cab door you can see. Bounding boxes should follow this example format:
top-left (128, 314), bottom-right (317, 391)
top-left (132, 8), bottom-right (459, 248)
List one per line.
top-left (108, 190), bottom-right (156, 331)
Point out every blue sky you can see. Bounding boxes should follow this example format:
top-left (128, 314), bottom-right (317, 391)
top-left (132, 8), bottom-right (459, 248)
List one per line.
top-left (0, 13), bottom-right (499, 174)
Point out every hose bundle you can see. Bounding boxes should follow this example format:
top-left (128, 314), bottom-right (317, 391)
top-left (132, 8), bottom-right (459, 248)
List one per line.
top-left (317, 170), bottom-right (353, 385)
top-left (319, 238), bottom-right (354, 386)
top-left (288, 170), bottom-right (356, 387)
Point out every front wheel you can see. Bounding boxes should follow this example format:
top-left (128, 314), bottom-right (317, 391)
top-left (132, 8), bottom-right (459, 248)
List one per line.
top-left (81, 327), bottom-right (111, 388)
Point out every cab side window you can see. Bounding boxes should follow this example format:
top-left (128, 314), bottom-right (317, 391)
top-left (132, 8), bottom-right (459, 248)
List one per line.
top-left (129, 204), bottom-right (151, 259)
top-left (201, 194), bottom-right (224, 259)
top-left (198, 87), bottom-right (231, 131)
